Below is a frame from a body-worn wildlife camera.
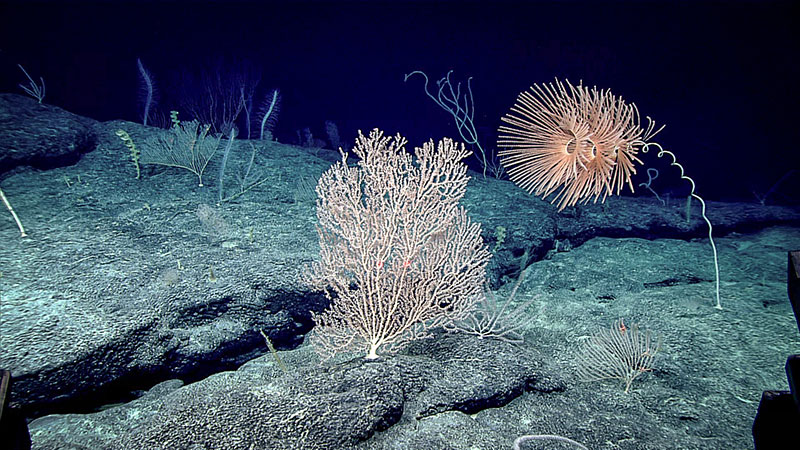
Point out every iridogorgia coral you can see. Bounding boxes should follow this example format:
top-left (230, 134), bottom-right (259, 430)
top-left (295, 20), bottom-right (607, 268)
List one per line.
top-left (497, 79), bottom-right (721, 309)
top-left (497, 78), bottom-right (662, 211)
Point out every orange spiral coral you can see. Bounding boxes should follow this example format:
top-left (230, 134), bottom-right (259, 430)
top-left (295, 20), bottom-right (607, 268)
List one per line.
top-left (498, 79), bottom-right (662, 210)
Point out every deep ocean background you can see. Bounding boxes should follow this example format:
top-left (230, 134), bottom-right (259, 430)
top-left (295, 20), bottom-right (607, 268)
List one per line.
top-left (1, 0), bottom-right (798, 203)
